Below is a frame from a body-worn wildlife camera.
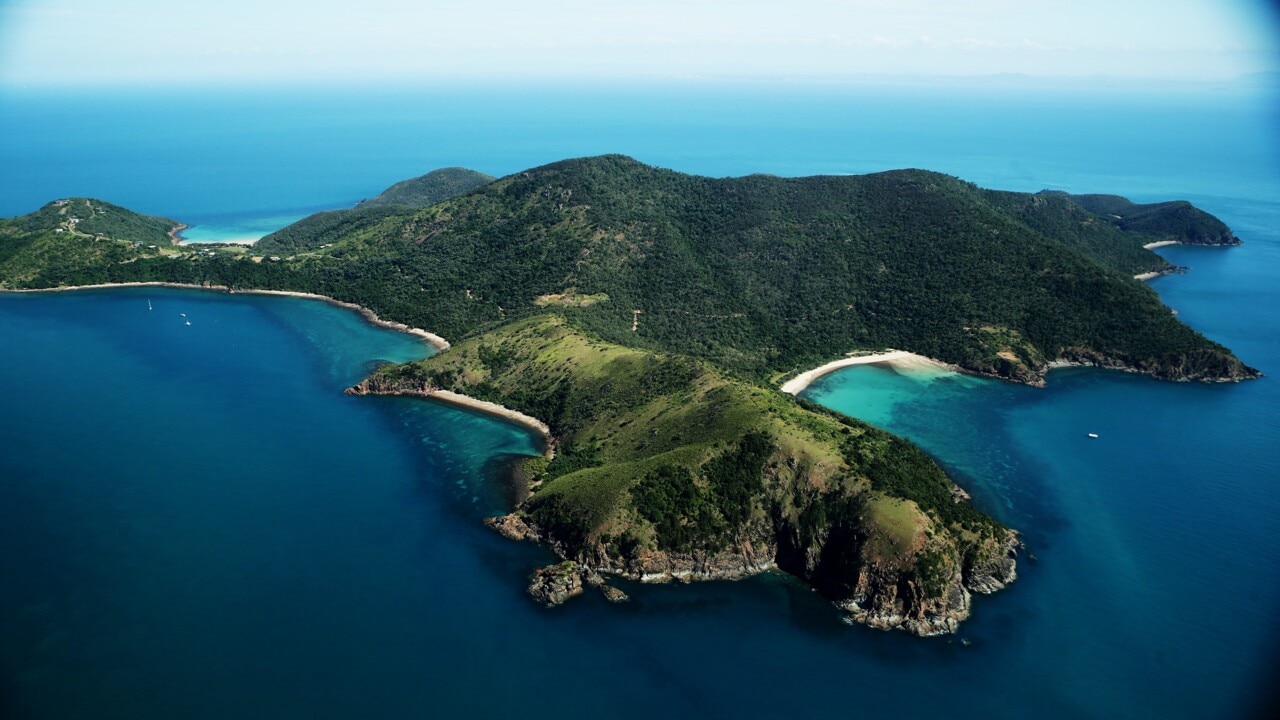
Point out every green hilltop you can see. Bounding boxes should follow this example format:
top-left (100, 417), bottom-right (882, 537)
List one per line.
top-left (0, 156), bottom-right (1260, 633)
top-left (356, 167), bottom-right (496, 209)
top-left (256, 167), bottom-right (494, 254)
top-left (1053, 192), bottom-right (1241, 245)
top-left (0, 198), bottom-right (179, 285)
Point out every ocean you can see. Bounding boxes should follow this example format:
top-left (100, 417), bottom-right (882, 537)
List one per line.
top-left (1, 82), bottom-right (1278, 718)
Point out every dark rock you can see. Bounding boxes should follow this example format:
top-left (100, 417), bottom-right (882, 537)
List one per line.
top-left (485, 513), bottom-right (540, 542)
top-left (584, 573), bottom-right (630, 603)
top-left (527, 562), bottom-right (584, 607)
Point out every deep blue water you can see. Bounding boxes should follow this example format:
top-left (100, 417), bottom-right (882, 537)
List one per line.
top-left (1, 84), bottom-right (1279, 718)
top-left (2, 83), bottom-right (1278, 236)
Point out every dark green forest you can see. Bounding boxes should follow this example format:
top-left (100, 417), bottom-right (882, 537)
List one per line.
top-left (2, 155), bottom-right (1257, 386)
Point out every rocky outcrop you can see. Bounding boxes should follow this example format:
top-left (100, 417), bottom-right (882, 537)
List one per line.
top-left (965, 539), bottom-right (1020, 594)
top-left (486, 513), bottom-right (541, 542)
top-left (832, 563), bottom-right (970, 636)
top-left (1181, 232), bottom-right (1242, 247)
top-left (773, 514), bottom-right (1019, 636)
top-left (956, 343), bottom-right (1260, 388)
top-left (1054, 346), bottom-right (1261, 383)
top-left (527, 562), bottom-right (584, 607)
top-left (526, 561), bottom-right (631, 606)
top-left (584, 573), bottom-right (629, 603)
top-left (584, 522), bottom-right (780, 584)
top-left (497, 506), bottom-right (1019, 637)
top-left (346, 374), bottom-right (431, 397)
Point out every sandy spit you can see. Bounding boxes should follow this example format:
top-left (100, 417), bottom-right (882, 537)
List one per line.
top-left (429, 391), bottom-right (554, 456)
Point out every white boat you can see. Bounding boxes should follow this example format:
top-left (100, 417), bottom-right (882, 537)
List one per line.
top-left (147, 299), bottom-right (152, 311)
top-left (180, 312), bottom-right (186, 317)
top-left (185, 320), bottom-right (191, 326)
top-left (1087, 433), bottom-right (1099, 439)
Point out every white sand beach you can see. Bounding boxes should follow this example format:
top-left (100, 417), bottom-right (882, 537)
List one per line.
top-left (429, 391), bottom-right (554, 456)
top-left (780, 350), bottom-right (952, 395)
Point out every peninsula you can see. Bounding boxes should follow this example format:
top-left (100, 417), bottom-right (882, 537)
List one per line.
top-left (0, 156), bottom-right (1258, 634)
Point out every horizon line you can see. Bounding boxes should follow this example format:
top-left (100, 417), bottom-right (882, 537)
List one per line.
top-left (2, 70), bottom-right (1278, 92)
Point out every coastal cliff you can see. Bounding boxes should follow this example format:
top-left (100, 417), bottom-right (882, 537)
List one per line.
top-left (491, 503), bottom-right (1018, 636)
top-left (959, 341), bottom-right (1259, 388)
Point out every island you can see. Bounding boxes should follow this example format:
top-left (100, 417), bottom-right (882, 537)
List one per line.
top-left (0, 155), bottom-right (1258, 635)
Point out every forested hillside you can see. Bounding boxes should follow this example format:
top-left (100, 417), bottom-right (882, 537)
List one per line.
top-left (256, 167), bottom-right (494, 253)
top-left (356, 167), bottom-right (495, 208)
top-left (0, 198), bottom-right (178, 284)
top-left (3, 156), bottom-right (1256, 384)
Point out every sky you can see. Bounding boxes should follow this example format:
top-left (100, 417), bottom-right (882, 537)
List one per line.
top-left (0, 0), bottom-right (1277, 86)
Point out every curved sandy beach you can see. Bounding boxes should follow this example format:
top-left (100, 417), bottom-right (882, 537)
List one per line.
top-left (3, 281), bottom-right (562, 452)
top-left (780, 350), bottom-right (953, 395)
top-left (2, 282), bottom-right (451, 350)
top-left (429, 391), bottom-right (554, 456)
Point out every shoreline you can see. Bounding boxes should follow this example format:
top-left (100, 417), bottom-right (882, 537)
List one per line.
top-left (780, 349), bottom-right (954, 395)
top-left (5, 280), bottom-right (558, 456)
top-left (169, 223), bottom-right (260, 247)
top-left (346, 385), bottom-right (554, 459)
top-left (167, 223), bottom-right (189, 245)
top-left (430, 391), bottom-right (554, 458)
top-left (1134, 266), bottom-right (1188, 282)
top-left (1143, 240), bottom-right (1180, 250)
top-left (0, 282), bottom-right (452, 351)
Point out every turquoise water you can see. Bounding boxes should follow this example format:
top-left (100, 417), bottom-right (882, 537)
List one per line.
top-left (802, 219), bottom-right (1280, 718)
top-left (178, 211), bottom-right (314, 244)
top-left (1, 85), bottom-right (1279, 717)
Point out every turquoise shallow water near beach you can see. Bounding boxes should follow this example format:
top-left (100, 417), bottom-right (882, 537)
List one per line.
top-left (178, 211), bottom-right (313, 244)
top-left (2, 85), bottom-right (1279, 718)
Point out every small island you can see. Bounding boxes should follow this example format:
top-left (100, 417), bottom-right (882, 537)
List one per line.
top-left (0, 156), bottom-right (1257, 635)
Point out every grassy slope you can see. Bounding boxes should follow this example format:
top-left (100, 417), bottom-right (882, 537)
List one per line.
top-left (366, 316), bottom-right (1006, 593)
